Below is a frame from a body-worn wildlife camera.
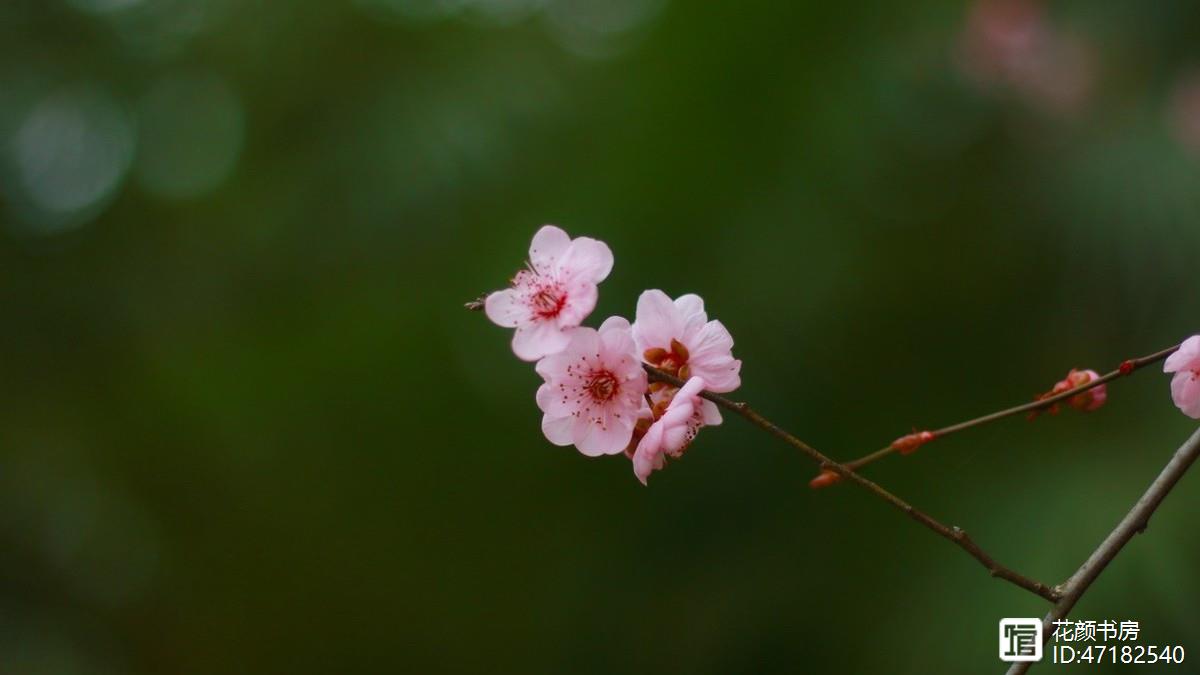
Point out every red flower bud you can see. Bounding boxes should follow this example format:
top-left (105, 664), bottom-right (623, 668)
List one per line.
top-left (809, 469), bottom-right (842, 490)
top-left (1030, 368), bottom-right (1107, 419)
top-left (891, 430), bottom-right (936, 455)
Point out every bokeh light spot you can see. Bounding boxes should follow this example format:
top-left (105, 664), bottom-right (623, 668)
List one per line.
top-left (5, 84), bottom-right (134, 235)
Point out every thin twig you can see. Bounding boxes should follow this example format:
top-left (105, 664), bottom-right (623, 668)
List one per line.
top-left (833, 344), bottom-right (1181, 476)
top-left (645, 365), bottom-right (1061, 602)
top-left (1004, 426), bottom-right (1200, 675)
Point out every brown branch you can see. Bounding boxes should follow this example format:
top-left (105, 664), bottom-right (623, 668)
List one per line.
top-left (1004, 426), bottom-right (1200, 675)
top-left (829, 343), bottom-right (1181, 478)
top-left (645, 365), bottom-right (1061, 602)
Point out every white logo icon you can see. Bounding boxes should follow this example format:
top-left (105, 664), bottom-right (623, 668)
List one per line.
top-left (1000, 618), bottom-right (1043, 662)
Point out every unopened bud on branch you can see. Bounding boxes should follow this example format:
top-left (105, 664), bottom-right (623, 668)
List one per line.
top-left (892, 430), bottom-right (937, 455)
top-left (809, 469), bottom-right (842, 489)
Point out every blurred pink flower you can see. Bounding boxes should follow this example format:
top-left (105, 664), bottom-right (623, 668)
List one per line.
top-left (631, 289), bottom-right (741, 393)
top-left (957, 0), bottom-right (1094, 115)
top-left (535, 316), bottom-right (649, 456)
top-left (486, 225), bottom-right (614, 361)
top-left (631, 376), bottom-right (722, 485)
top-left (1164, 336), bottom-right (1200, 419)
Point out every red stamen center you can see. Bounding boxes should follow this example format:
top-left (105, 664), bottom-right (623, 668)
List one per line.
top-left (586, 370), bottom-right (619, 402)
top-left (530, 287), bottom-right (566, 319)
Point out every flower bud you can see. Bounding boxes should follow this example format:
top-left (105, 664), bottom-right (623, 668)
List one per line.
top-left (892, 430), bottom-right (936, 455)
top-left (809, 469), bottom-right (842, 490)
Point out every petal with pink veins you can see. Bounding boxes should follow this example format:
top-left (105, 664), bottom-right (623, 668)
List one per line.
top-left (674, 293), bottom-right (708, 333)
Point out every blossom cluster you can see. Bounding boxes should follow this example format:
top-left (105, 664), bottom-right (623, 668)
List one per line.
top-left (484, 226), bottom-right (741, 484)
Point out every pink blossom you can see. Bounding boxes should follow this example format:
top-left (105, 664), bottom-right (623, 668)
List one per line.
top-left (631, 289), bottom-right (741, 393)
top-left (535, 316), bottom-right (649, 456)
top-left (1164, 336), bottom-right (1200, 419)
top-left (1066, 369), bottom-right (1107, 412)
top-left (631, 376), bottom-right (722, 485)
top-left (486, 225), bottom-right (614, 361)
top-left (1031, 368), bottom-right (1107, 418)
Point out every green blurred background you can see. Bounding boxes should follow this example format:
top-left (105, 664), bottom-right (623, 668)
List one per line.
top-left (2, 1), bottom-right (1200, 673)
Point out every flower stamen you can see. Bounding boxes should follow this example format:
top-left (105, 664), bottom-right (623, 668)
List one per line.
top-left (529, 286), bottom-right (566, 319)
top-left (586, 370), bottom-right (619, 402)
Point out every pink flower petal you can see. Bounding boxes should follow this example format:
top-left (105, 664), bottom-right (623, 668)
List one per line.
top-left (556, 236), bottom-right (613, 284)
top-left (1164, 335), bottom-right (1200, 373)
top-left (541, 413), bottom-right (575, 446)
top-left (663, 425), bottom-right (690, 452)
top-left (674, 376), bottom-right (706, 401)
top-left (674, 293), bottom-right (708, 333)
top-left (556, 282), bottom-right (597, 327)
top-left (686, 320), bottom-right (741, 393)
top-left (681, 326), bottom-right (734, 391)
top-left (688, 319), bottom-right (735, 359)
top-left (633, 424), bottom-right (666, 484)
top-left (631, 289), bottom-right (681, 355)
top-left (599, 315), bottom-right (632, 335)
top-left (536, 382), bottom-right (574, 418)
top-left (573, 413), bottom-right (633, 457)
top-left (534, 348), bottom-right (569, 381)
top-left (1170, 370), bottom-right (1200, 419)
top-left (483, 288), bottom-right (529, 328)
top-left (599, 316), bottom-right (637, 360)
top-left (528, 225), bottom-right (572, 275)
top-left (512, 320), bottom-right (572, 362)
